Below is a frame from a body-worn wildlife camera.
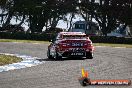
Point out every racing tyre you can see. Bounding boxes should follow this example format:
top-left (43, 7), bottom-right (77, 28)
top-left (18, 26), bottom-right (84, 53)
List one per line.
top-left (47, 49), bottom-right (53, 59)
top-left (86, 52), bottom-right (93, 59)
top-left (54, 51), bottom-right (62, 60)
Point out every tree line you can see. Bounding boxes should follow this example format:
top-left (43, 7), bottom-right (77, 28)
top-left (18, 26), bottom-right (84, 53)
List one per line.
top-left (0, 0), bottom-right (132, 35)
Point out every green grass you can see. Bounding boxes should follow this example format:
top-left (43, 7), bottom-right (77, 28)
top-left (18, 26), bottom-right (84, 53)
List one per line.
top-left (93, 43), bottom-right (132, 48)
top-left (0, 54), bottom-right (22, 66)
top-left (0, 39), bottom-right (49, 43)
top-left (0, 39), bottom-right (132, 48)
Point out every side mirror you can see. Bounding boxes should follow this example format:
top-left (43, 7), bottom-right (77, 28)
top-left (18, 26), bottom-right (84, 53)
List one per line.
top-left (86, 35), bottom-right (91, 38)
top-left (86, 34), bottom-right (89, 37)
top-left (49, 39), bottom-right (53, 42)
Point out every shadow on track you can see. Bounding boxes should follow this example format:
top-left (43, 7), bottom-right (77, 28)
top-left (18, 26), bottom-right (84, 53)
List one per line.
top-left (37, 57), bottom-right (86, 62)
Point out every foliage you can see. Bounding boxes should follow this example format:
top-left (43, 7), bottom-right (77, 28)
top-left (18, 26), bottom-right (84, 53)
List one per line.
top-left (0, 0), bottom-right (131, 34)
top-left (79, 0), bottom-right (132, 35)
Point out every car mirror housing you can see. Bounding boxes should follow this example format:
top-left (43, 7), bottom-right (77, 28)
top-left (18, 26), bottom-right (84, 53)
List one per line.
top-left (49, 39), bottom-right (53, 42)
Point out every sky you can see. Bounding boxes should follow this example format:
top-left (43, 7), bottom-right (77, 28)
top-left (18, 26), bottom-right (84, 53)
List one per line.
top-left (10, 14), bottom-right (86, 31)
top-left (0, 10), bottom-right (97, 31)
top-left (0, 0), bottom-right (101, 31)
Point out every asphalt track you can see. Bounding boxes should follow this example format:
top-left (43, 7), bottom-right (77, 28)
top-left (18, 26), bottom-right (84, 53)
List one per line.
top-left (0, 42), bottom-right (132, 88)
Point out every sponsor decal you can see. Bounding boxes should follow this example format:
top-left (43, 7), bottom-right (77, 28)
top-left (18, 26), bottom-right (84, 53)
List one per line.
top-left (78, 68), bottom-right (131, 86)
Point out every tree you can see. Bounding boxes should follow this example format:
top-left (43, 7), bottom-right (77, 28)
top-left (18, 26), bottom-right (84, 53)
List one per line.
top-left (0, 0), bottom-right (131, 34)
top-left (111, 0), bottom-right (132, 28)
top-left (79, 0), bottom-right (132, 35)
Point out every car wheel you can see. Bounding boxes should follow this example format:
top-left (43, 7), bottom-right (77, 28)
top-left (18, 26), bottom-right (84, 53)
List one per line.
top-left (47, 49), bottom-right (53, 59)
top-left (54, 51), bottom-right (62, 60)
top-left (86, 52), bottom-right (93, 59)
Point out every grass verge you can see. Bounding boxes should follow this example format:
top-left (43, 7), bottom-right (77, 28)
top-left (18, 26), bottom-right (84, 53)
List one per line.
top-left (0, 39), bottom-right (49, 43)
top-left (93, 43), bottom-right (132, 48)
top-left (0, 39), bottom-right (132, 48)
top-left (0, 54), bottom-right (22, 66)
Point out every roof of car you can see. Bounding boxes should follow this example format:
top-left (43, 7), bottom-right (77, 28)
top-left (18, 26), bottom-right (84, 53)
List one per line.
top-left (59, 32), bottom-right (86, 35)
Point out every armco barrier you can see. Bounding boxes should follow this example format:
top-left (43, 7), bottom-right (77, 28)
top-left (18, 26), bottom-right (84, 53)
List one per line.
top-left (0, 32), bottom-right (55, 41)
top-left (90, 36), bottom-right (132, 44)
top-left (0, 32), bottom-right (132, 44)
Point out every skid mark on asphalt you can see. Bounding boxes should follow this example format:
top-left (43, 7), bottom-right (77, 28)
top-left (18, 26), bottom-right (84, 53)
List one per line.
top-left (0, 53), bottom-right (44, 72)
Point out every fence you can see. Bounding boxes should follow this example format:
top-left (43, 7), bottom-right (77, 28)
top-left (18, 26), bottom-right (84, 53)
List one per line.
top-left (0, 32), bottom-right (132, 44)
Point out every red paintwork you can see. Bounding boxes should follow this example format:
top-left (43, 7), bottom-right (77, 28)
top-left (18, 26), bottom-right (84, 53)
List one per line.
top-left (48, 32), bottom-right (94, 55)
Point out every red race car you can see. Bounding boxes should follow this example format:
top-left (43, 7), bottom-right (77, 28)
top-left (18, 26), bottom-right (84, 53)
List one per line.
top-left (47, 32), bottom-right (94, 60)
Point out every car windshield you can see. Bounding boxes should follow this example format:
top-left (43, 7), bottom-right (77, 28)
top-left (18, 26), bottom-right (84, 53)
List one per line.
top-left (62, 35), bottom-right (87, 39)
